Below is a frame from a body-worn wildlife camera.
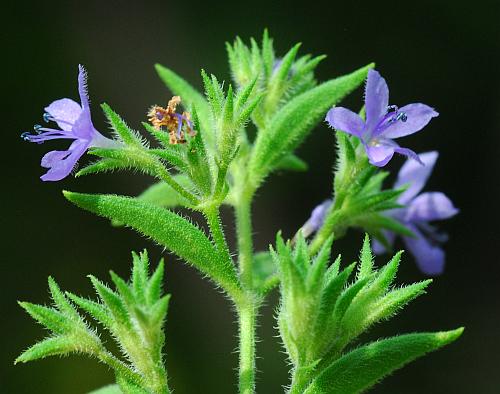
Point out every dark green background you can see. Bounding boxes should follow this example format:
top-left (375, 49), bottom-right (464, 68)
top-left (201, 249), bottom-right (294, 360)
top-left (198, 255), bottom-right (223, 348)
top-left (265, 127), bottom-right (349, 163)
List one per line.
top-left (3, 1), bottom-right (499, 393)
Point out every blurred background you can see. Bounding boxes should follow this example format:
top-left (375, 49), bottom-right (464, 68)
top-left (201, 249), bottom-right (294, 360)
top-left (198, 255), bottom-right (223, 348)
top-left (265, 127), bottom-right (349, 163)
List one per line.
top-left (3, 0), bottom-right (499, 393)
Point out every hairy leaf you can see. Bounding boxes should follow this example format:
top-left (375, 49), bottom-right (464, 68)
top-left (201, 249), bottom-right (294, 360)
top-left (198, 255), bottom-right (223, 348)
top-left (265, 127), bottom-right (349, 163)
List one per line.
top-left (63, 192), bottom-right (241, 300)
top-left (304, 329), bottom-right (463, 394)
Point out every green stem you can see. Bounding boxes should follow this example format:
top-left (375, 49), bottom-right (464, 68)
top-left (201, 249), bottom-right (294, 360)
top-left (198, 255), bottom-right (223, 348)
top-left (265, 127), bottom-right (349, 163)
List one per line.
top-left (237, 301), bottom-right (257, 394)
top-left (234, 186), bottom-right (258, 393)
top-left (235, 193), bottom-right (254, 289)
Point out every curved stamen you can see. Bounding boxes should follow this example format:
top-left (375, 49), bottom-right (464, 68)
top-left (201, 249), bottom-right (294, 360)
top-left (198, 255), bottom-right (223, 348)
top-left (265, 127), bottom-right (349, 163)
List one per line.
top-left (374, 108), bottom-right (408, 136)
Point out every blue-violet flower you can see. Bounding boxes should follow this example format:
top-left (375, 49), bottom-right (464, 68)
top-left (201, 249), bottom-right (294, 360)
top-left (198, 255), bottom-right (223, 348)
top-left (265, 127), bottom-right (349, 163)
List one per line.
top-left (326, 69), bottom-right (438, 167)
top-left (302, 199), bottom-right (333, 238)
top-left (22, 65), bottom-right (118, 181)
top-left (373, 151), bottom-right (458, 275)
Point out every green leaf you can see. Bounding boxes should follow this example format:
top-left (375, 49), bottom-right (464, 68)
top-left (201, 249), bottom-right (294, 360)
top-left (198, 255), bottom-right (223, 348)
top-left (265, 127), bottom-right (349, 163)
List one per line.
top-left (89, 276), bottom-right (131, 327)
top-left (101, 104), bottom-right (143, 147)
top-left (66, 293), bottom-right (113, 329)
top-left (131, 251), bottom-right (149, 305)
top-left (48, 277), bottom-right (80, 320)
top-left (261, 29), bottom-right (275, 80)
top-left (274, 154), bottom-right (308, 172)
top-left (77, 159), bottom-right (132, 178)
top-left (306, 237), bottom-right (333, 292)
top-left (358, 213), bottom-right (415, 239)
top-left (18, 302), bottom-right (73, 334)
top-left (15, 336), bottom-right (76, 364)
top-left (133, 175), bottom-right (193, 211)
top-left (155, 64), bottom-right (212, 146)
top-left (332, 275), bottom-right (373, 324)
top-left (63, 192), bottom-right (241, 301)
top-left (110, 271), bottom-right (135, 308)
top-left (147, 259), bottom-right (165, 305)
top-left (368, 280), bottom-right (432, 325)
top-left (88, 385), bottom-right (123, 394)
top-left (253, 251), bottom-right (279, 294)
top-left (341, 252), bottom-right (402, 338)
top-left (321, 263), bottom-right (355, 315)
top-left (150, 295), bottom-right (171, 327)
top-left (304, 328), bottom-right (464, 394)
top-left (250, 63), bottom-right (374, 185)
top-left (357, 234), bottom-right (373, 279)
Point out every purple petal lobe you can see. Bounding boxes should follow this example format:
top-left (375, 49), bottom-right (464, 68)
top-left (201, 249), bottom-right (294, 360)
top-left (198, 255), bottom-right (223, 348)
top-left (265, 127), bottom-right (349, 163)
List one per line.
top-left (78, 65), bottom-right (90, 110)
top-left (405, 192), bottom-right (459, 222)
top-left (325, 107), bottom-right (365, 138)
top-left (71, 109), bottom-right (95, 140)
top-left (302, 199), bottom-right (333, 237)
top-left (45, 98), bottom-right (82, 131)
top-left (365, 69), bottom-right (389, 130)
top-left (403, 226), bottom-right (445, 275)
top-left (365, 142), bottom-right (395, 167)
top-left (40, 140), bottom-right (89, 182)
top-left (395, 151), bottom-right (438, 203)
top-left (394, 146), bottom-right (424, 165)
top-left (41, 150), bottom-right (71, 168)
top-left (383, 103), bottom-right (438, 139)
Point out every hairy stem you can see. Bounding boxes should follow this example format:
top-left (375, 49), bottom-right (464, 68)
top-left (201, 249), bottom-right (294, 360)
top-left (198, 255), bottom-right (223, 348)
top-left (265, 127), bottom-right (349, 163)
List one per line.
top-left (235, 193), bottom-right (254, 289)
top-left (237, 300), bottom-right (257, 394)
top-left (234, 186), bottom-right (258, 393)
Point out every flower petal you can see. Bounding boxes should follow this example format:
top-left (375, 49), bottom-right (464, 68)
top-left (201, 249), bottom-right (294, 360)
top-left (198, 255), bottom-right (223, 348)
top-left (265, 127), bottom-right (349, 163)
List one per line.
top-left (405, 192), bottom-right (459, 222)
top-left (41, 150), bottom-right (71, 168)
top-left (394, 146), bottom-right (423, 165)
top-left (77, 65), bottom-right (90, 110)
top-left (302, 199), bottom-right (333, 237)
top-left (71, 109), bottom-right (96, 140)
top-left (394, 151), bottom-right (438, 203)
top-left (403, 226), bottom-right (445, 275)
top-left (365, 142), bottom-right (395, 167)
top-left (325, 107), bottom-right (365, 138)
top-left (44, 98), bottom-right (82, 131)
top-left (382, 103), bottom-right (438, 139)
top-left (40, 139), bottom-right (89, 182)
top-left (365, 69), bottom-right (389, 131)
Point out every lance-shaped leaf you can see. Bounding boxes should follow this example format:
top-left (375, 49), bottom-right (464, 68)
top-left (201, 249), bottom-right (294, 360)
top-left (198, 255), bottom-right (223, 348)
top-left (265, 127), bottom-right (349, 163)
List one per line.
top-left (250, 63), bottom-right (374, 185)
top-left (303, 328), bottom-right (464, 394)
top-left (16, 336), bottom-right (78, 363)
top-left (63, 192), bottom-right (241, 300)
top-left (102, 104), bottom-right (144, 147)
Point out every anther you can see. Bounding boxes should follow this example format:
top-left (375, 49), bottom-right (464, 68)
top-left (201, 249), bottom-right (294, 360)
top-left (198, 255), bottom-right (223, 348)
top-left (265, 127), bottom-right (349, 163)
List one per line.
top-left (43, 113), bottom-right (52, 123)
top-left (395, 112), bottom-right (408, 122)
top-left (387, 105), bottom-right (398, 113)
top-left (21, 132), bottom-right (32, 141)
top-left (34, 124), bottom-right (43, 133)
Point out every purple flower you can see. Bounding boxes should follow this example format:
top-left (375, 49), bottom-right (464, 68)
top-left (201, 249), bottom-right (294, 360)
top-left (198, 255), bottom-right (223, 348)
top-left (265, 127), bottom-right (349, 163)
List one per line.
top-left (373, 152), bottom-right (458, 275)
top-left (325, 69), bottom-right (439, 167)
top-left (302, 199), bottom-right (333, 238)
top-left (22, 65), bottom-right (117, 181)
